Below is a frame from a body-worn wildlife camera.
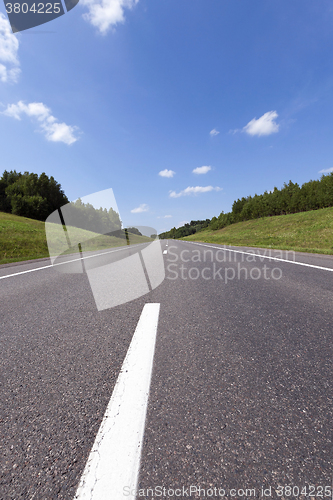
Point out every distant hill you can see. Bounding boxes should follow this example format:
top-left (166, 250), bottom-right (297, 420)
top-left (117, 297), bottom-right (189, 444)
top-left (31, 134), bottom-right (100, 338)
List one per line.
top-left (181, 206), bottom-right (333, 255)
top-left (0, 212), bottom-right (152, 265)
top-left (159, 219), bottom-right (211, 239)
top-left (159, 172), bottom-right (333, 240)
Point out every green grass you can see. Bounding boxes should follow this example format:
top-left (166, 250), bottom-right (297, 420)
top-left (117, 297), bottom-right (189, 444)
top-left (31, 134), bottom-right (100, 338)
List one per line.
top-left (181, 206), bottom-right (333, 255)
top-left (2, 207), bottom-right (333, 266)
top-left (0, 212), bottom-right (50, 264)
top-left (0, 211), bottom-right (153, 265)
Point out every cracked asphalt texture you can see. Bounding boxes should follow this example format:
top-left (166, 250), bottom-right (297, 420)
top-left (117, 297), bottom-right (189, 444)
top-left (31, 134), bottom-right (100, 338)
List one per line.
top-left (1, 240), bottom-right (333, 499)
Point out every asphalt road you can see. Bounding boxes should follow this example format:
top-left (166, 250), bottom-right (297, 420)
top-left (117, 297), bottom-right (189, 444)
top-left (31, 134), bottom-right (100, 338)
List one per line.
top-left (1, 240), bottom-right (333, 499)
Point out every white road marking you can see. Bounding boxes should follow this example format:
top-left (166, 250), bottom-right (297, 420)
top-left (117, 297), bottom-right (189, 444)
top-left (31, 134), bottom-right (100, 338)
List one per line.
top-left (0, 243), bottom-right (148, 281)
top-left (163, 250), bottom-right (168, 255)
top-left (183, 241), bottom-right (333, 272)
top-left (74, 303), bottom-right (160, 500)
top-left (0, 262), bottom-right (57, 280)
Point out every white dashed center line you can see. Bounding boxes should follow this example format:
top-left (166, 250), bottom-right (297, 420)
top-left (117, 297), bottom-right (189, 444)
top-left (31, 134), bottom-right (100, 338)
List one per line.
top-left (74, 303), bottom-right (160, 500)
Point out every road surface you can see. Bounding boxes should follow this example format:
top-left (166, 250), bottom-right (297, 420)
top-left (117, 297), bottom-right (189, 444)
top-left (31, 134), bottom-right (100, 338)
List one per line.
top-left (1, 240), bottom-right (333, 499)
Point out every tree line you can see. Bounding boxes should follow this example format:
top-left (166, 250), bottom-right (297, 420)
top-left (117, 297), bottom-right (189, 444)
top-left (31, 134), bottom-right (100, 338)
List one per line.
top-left (0, 170), bottom-right (122, 233)
top-left (0, 170), bottom-right (69, 221)
top-left (159, 173), bottom-right (333, 238)
top-left (66, 198), bottom-right (121, 234)
top-left (159, 219), bottom-right (211, 240)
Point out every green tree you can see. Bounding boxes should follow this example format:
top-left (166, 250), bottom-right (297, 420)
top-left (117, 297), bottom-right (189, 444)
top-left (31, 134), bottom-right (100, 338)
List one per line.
top-left (1, 170), bottom-right (69, 221)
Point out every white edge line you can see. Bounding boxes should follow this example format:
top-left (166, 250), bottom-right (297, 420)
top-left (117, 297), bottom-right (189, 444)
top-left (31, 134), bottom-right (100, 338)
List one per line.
top-left (181, 241), bottom-right (333, 273)
top-left (0, 242), bottom-right (149, 280)
top-left (74, 303), bottom-right (160, 500)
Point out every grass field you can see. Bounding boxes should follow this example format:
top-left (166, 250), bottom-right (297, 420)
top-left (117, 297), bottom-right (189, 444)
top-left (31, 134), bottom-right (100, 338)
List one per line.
top-left (181, 206), bottom-right (333, 255)
top-left (0, 212), bottom-right (50, 264)
top-left (0, 211), bottom-right (153, 265)
top-left (1, 207), bottom-right (333, 265)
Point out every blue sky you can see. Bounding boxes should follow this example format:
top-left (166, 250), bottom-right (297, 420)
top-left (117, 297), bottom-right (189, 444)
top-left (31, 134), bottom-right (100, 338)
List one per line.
top-left (1, 0), bottom-right (333, 233)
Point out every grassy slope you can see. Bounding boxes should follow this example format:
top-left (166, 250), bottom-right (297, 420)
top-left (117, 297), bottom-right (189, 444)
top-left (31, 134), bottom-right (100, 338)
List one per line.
top-left (0, 212), bottom-right (49, 264)
top-left (181, 206), bottom-right (333, 255)
top-left (2, 207), bottom-right (332, 265)
top-left (0, 212), bottom-right (153, 265)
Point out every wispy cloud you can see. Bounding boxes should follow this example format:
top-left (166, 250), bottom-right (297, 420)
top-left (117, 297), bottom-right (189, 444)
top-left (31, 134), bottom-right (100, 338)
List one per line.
top-left (2, 101), bottom-right (79, 145)
top-left (169, 186), bottom-right (222, 198)
top-left (81, 0), bottom-right (139, 35)
top-left (159, 169), bottom-right (175, 178)
top-left (178, 220), bottom-right (189, 227)
top-left (210, 128), bottom-right (219, 136)
top-left (319, 167), bottom-right (333, 174)
top-left (131, 203), bottom-right (149, 213)
top-left (192, 165), bottom-right (211, 175)
top-left (157, 215), bottom-right (172, 219)
top-left (242, 111), bottom-right (279, 137)
top-left (0, 13), bottom-right (20, 84)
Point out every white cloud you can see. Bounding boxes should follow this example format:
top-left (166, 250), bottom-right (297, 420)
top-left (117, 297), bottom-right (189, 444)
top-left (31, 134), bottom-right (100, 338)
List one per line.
top-left (319, 167), bottom-right (333, 174)
top-left (81, 0), bottom-right (139, 35)
top-left (131, 203), bottom-right (149, 213)
top-left (192, 165), bottom-right (211, 175)
top-left (157, 215), bottom-right (172, 219)
top-left (2, 101), bottom-right (79, 145)
top-left (243, 111), bottom-right (279, 137)
top-left (169, 186), bottom-right (222, 198)
top-left (3, 101), bottom-right (50, 120)
top-left (210, 128), bottom-right (219, 136)
top-left (159, 169), bottom-right (175, 178)
top-left (41, 121), bottom-right (78, 144)
top-left (0, 14), bottom-right (20, 84)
